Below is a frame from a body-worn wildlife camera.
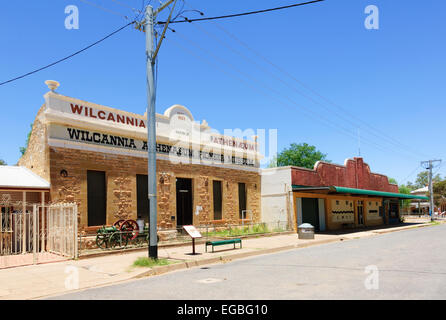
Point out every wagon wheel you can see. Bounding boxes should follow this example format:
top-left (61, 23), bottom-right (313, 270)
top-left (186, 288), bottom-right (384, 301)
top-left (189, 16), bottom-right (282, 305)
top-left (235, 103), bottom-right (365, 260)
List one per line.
top-left (113, 219), bottom-right (125, 229)
top-left (120, 219), bottom-right (139, 241)
top-left (96, 233), bottom-right (108, 249)
top-left (109, 232), bottom-right (128, 249)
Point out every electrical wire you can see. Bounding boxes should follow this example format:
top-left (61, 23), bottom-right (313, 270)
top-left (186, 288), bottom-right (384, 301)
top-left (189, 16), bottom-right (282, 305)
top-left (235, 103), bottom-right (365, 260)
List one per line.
top-left (79, 0), bottom-right (130, 20)
top-left (211, 23), bottom-right (432, 160)
top-left (108, 0), bottom-right (144, 20)
top-left (182, 19), bottom-right (428, 161)
top-left (167, 28), bottom-right (422, 160)
top-left (433, 161), bottom-right (443, 176)
top-left (178, 2), bottom-right (431, 161)
top-left (158, 0), bottom-right (324, 24)
top-left (167, 8), bottom-right (422, 161)
top-left (400, 165), bottom-right (423, 185)
top-left (0, 21), bottom-right (135, 87)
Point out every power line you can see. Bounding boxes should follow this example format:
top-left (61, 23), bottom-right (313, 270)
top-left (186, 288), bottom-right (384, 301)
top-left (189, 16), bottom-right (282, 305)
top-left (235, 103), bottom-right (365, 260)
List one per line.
top-left (0, 21), bottom-right (135, 87)
top-left (193, 13), bottom-right (431, 160)
top-left (433, 162), bottom-right (443, 176)
top-left (79, 0), bottom-right (131, 20)
top-left (400, 164), bottom-right (423, 184)
top-left (172, 2), bottom-right (430, 161)
top-left (180, 0), bottom-right (430, 160)
top-left (158, 0), bottom-right (324, 24)
top-left (108, 0), bottom-right (145, 19)
top-left (181, 18), bottom-right (427, 161)
top-left (168, 7), bottom-right (424, 161)
top-left (167, 28), bottom-right (422, 160)
top-left (159, 1), bottom-right (426, 162)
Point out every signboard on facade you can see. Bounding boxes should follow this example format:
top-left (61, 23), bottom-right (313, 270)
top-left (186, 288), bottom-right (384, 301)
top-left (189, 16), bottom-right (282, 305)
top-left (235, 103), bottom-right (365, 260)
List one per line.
top-left (48, 124), bottom-right (256, 167)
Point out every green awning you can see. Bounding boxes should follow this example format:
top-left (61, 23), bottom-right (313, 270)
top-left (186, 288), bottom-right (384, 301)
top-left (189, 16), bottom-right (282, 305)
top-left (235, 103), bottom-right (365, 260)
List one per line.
top-left (292, 185), bottom-right (429, 200)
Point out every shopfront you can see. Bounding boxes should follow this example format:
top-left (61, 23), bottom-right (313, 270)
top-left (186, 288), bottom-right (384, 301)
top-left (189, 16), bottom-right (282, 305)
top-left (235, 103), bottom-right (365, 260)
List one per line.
top-left (18, 82), bottom-right (262, 233)
top-left (290, 158), bottom-right (428, 231)
top-left (293, 186), bottom-right (427, 231)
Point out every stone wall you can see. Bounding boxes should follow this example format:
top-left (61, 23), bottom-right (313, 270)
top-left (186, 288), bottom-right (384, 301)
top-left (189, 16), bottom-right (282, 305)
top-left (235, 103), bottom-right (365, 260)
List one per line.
top-left (17, 105), bottom-right (50, 181)
top-left (48, 146), bottom-right (261, 230)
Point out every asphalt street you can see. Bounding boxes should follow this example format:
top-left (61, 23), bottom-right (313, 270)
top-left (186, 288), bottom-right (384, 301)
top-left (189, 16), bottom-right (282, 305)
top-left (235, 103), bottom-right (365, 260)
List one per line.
top-left (50, 224), bottom-right (446, 300)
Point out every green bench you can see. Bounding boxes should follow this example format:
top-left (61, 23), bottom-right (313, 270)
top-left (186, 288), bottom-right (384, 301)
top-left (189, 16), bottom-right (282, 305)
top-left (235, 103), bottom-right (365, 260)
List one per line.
top-left (205, 239), bottom-right (242, 253)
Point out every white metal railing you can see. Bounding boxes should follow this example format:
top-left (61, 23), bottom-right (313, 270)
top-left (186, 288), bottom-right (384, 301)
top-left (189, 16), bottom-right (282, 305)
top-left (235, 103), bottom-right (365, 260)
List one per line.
top-left (0, 201), bottom-right (35, 256)
top-left (0, 196), bottom-right (78, 265)
top-left (46, 203), bottom-right (78, 259)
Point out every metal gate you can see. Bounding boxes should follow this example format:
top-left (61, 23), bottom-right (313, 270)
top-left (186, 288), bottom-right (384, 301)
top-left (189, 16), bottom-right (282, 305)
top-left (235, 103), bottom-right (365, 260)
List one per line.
top-left (0, 195), bottom-right (77, 267)
top-left (45, 203), bottom-right (78, 258)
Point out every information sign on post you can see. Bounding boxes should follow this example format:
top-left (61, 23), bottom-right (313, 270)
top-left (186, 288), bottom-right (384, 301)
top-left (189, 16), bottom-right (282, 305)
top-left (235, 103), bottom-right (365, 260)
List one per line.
top-left (183, 225), bottom-right (202, 255)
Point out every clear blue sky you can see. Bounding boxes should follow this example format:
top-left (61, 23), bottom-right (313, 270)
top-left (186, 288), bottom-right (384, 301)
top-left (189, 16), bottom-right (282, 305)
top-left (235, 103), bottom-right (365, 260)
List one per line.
top-left (1, 0), bottom-right (445, 185)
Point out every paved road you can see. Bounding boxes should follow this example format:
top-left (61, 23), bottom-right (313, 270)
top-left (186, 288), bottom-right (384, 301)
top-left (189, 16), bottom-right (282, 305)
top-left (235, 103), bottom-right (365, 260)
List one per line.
top-left (50, 224), bottom-right (446, 300)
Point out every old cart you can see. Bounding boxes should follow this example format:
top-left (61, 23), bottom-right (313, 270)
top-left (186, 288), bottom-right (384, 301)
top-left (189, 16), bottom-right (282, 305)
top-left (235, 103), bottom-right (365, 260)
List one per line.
top-left (96, 219), bottom-right (148, 249)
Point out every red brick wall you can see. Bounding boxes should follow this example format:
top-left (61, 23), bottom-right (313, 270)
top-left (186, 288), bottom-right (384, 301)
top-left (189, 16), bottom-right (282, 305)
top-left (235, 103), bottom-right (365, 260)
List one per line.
top-left (291, 157), bottom-right (398, 193)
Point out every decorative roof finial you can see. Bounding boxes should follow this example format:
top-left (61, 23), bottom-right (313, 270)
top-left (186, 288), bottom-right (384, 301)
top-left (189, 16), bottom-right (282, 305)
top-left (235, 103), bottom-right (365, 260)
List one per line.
top-left (45, 80), bottom-right (60, 92)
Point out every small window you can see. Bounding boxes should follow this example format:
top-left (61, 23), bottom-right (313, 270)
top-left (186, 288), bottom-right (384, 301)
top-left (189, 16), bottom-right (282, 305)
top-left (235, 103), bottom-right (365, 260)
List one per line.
top-left (336, 200), bottom-right (339, 205)
top-left (345, 201), bottom-right (349, 205)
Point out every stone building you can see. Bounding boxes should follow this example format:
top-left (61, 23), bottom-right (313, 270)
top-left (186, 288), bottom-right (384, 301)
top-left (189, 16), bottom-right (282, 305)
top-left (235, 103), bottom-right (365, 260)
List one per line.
top-left (18, 82), bottom-right (261, 234)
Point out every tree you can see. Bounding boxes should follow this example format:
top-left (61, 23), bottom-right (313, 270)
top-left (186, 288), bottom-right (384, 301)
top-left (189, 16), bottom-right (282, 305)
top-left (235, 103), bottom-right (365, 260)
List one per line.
top-left (0, 159), bottom-right (6, 165)
top-left (388, 178), bottom-right (397, 185)
top-left (433, 180), bottom-right (446, 209)
top-left (268, 143), bottom-right (330, 169)
top-left (414, 171), bottom-right (442, 189)
top-left (398, 184), bottom-right (412, 212)
top-left (404, 181), bottom-right (416, 191)
top-left (20, 123), bottom-right (33, 156)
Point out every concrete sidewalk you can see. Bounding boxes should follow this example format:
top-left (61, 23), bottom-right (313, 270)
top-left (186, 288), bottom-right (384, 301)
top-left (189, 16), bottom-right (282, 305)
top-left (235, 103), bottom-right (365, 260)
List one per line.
top-left (0, 221), bottom-right (435, 300)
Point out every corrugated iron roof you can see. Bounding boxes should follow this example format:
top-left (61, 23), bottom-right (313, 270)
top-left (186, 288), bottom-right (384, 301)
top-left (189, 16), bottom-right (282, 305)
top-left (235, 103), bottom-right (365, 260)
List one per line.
top-left (0, 166), bottom-right (50, 189)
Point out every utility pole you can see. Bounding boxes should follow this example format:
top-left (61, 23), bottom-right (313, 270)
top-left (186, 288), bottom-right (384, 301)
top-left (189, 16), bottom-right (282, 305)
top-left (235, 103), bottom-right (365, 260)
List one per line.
top-left (140, 0), bottom-right (177, 259)
top-left (421, 159), bottom-right (442, 221)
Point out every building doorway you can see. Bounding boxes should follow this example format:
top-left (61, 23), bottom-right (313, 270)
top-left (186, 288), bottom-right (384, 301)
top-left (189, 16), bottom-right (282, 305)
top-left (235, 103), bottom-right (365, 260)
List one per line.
top-left (389, 201), bottom-right (399, 224)
top-left (357, 200), bottom-right (364, 226)
top-left (136, 174), bottom-right (149, 224)
top-left (87, 170), bottom-right (106, 226)
top-left (176, 178), bottom-right (193, 227)
top-left (301, 198), bottom-right (320, 231)
top-left (238, 183), bottom-right (247, 219)
top-left (213, 180), bottom-right (223, 220)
